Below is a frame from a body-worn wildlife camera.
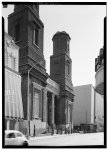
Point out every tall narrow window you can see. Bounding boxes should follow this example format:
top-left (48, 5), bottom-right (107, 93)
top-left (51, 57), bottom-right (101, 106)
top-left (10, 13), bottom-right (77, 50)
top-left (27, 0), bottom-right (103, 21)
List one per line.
top-left (33, 90), bottom-right (40, 118)
top-left (14, 24), bottom-right (20, 42)
top-left (67, 41), bottom-right (70, 54)
top-left (10, 55), bottom-right (16, 70)
top-left (33, 25), bottom-right (39, 46)
top-left (67, 62), bottom-right (70, 75)
top-left (5, 51), bottom-right (8, 66)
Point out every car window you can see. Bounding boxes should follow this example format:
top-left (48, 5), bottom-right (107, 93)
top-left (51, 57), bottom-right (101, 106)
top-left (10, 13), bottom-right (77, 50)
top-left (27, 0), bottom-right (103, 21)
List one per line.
top-left (16, 133), bottom-right (22, 137)
top-left (6, 133), bottom-right (15, 138)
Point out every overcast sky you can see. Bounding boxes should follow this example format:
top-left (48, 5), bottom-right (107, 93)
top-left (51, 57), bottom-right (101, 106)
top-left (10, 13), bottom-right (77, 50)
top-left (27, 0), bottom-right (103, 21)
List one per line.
top-left (2, 4), bottom-right (106, 86)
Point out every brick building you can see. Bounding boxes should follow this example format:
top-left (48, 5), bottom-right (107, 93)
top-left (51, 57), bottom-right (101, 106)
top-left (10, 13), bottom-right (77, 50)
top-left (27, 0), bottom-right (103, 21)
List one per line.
top-left (7, 4), bottom-right (74, 136)
top-left (50, 31), bottom-right (74, 132)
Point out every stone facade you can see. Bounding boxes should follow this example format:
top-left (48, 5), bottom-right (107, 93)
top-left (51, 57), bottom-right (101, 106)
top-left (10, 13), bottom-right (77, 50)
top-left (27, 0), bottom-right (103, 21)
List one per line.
top-left (8, 5), bottom-right (48, 135)
top-left (50, 31), bottom-right (74, 132)
top-left (7, 4), bottom-right (74, 136)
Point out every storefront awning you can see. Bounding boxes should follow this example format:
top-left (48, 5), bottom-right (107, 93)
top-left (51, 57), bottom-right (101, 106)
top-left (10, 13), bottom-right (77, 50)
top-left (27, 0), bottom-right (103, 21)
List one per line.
top-left (5, 68), bottom-right (24, 119)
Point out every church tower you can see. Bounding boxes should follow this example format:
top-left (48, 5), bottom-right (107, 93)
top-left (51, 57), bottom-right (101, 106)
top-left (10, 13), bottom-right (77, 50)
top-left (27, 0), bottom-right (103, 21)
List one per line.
top-left (50, 31), bottom-right (74, 131)
top-left (8, 5), bottom-right (48, 135)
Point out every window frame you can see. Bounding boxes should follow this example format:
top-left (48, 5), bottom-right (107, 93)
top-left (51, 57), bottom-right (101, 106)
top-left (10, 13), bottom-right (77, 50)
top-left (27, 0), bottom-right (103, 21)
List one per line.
top-left (6, 132), bottom-right (15, 138)
top-left (14, 23), bottom-right (20, 42)
top-left (33, 89), bottom-right (40, 119)
top-left (33, 23), bottom-right (39, 47)
top-left (67, 61), bottom-right (70, 76)
top-left (9, 54), bottom-right (16, 71)
top-left (5, 50), bottom-right (9, 66)
top-left (16, 132), bottom-right (23, 137)
top-left (67, 40), bottom-right (70, 54)
top-left (68, 105), bottom-right (71, 123)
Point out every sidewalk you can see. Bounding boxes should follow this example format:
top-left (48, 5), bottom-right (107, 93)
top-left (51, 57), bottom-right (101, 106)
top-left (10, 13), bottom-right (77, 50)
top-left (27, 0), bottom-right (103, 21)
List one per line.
top-left (29, 133), bottom-right (71, 140)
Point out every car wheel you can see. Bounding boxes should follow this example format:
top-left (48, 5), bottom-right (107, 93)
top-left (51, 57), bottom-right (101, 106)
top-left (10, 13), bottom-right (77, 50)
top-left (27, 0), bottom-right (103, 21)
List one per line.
top-left (23, 141), bottom-right (28, 146)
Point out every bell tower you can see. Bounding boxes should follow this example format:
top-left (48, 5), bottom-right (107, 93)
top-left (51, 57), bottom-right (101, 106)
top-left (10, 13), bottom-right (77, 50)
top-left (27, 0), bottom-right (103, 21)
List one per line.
top-left (8, 4), bottom-right (48, 127)
top-left (50, 31), bottom-right (74, 131)
top-left (8, 4), bottom-right (45, 69)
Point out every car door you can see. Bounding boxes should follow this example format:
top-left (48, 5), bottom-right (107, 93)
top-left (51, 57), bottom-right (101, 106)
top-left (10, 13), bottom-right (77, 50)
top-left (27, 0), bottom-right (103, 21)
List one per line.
top-left (5, 132), bottom-right (16, 145)
top-left (15, 132), bottom-right (24, 145)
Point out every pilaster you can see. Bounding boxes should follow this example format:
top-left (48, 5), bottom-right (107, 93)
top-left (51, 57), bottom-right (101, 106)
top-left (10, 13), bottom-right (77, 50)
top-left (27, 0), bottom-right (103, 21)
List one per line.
top-left (42, 88), bottom-right (47, 122)
top-left (52, 93), bottom-right (55, 125)
top-left (7, 119), bottom-right (10, 130)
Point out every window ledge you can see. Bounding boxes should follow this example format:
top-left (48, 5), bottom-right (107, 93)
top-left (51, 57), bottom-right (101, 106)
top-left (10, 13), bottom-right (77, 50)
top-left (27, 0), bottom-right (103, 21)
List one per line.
top-left (15, 40), bottom-right (21, 44)
top-left (33, 117), bottom-right (41, 120)
top-left (33, 42), bottom-right (39, 49)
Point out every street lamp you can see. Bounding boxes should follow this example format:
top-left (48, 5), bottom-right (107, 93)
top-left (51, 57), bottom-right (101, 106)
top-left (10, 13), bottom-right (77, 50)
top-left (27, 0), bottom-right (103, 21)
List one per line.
top-left (27, 61), bottom-right (43, 139)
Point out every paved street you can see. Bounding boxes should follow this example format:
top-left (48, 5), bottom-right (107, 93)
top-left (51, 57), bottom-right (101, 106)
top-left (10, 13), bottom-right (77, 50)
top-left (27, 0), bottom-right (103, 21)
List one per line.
top-left (29, 132), bottom-right (104, 146)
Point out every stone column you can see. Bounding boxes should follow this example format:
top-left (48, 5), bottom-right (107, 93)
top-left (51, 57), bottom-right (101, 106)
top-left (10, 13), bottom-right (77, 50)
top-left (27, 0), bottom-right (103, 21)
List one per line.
top-left (42, 88), bottom-right (48, 123)
top-left (15, 120), bottom-right (19, 130)
top-left (52, 93), bottom-right (55, 125)
top-left (51, 93), bottom-right (55, 135)
top-left (71, 103), bottom-right (74, 133)
top-left (66, 100), bottom-right (68, 124)
top-left (7, 119), bottom-right (10, 130)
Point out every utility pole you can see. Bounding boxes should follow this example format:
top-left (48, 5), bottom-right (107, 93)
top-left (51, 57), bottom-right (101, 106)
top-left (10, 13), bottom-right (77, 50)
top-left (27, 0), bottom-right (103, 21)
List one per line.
top-left (27, 61), bottom-right (43, 139)
top-left (27, 66), bottom-right (34, 139)
top-left (86, 110), bottom-right (87, 133)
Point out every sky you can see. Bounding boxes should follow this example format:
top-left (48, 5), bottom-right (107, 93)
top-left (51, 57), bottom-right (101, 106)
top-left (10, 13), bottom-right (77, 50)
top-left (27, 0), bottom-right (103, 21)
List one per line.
top-left (2, 3), bottom-right (106, 87)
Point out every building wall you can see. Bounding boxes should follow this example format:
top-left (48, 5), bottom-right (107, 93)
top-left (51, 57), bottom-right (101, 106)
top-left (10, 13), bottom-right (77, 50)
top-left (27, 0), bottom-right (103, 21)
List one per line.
top-left (95, 17), bottom-right (105, 95)
top-left (5, 33), bottom-right (19, 72)
top-left (91, 86), bottom-right (95, 123)
top-left (8, 5), bottom-right (48, 135)
top-left (95, 93), bottom-right (104, 118)
top-left (5, 32), bottom-right (23, 131)
top-left (50, 31), bottom-right (74, 132)
top-left (95, 92), bottom-right (104, 131)
top-left (73, 85), bottom-right (94, 126)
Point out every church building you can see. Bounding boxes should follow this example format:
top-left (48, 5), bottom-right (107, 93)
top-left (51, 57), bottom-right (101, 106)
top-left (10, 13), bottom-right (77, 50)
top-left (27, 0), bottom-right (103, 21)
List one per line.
top-left (7, 4), bottom-right (74, 136)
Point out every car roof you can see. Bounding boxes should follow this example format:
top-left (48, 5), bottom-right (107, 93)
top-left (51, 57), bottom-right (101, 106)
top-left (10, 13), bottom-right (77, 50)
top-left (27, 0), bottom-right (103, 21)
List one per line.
top-left (5, 130), bottom-right (22, 134)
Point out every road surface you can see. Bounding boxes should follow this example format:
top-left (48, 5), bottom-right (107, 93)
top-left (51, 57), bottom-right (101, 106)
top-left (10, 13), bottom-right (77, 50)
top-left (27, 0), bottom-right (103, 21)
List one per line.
top-left (29, 132), bottom-right (104, 146)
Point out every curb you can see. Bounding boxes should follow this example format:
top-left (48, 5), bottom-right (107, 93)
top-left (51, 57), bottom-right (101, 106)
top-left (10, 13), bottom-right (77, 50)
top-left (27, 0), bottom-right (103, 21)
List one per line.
top-left (29, 134), bottom-right (69, 140)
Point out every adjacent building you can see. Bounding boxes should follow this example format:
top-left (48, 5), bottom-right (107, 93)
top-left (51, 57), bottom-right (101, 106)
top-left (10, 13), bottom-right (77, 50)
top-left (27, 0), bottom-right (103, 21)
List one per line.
top-left (95, 17), bottom-right (106, 95)
top-left (5, 32), bottom-right (24, 130)
top-left (95, 92), bottom-right (104, 131)
top-left (94, 17), bottom-right (106, 132)
top-left (73, 84), bottom-right (103, 132)
top-left (95, 48), bottom-right (104, 95)
top-left (73, 85), bottom-right (95, 132)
